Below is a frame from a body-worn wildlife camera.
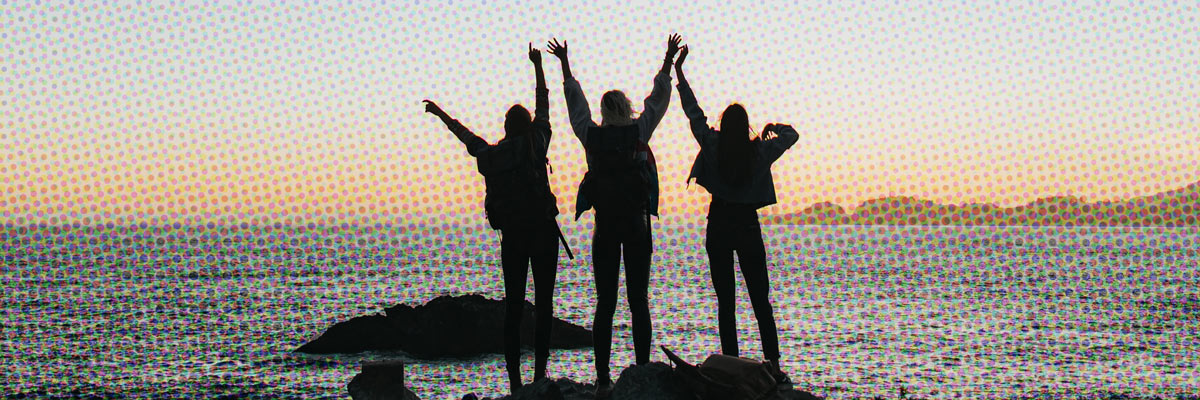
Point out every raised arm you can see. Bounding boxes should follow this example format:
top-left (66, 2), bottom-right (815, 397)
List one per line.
top-left (424, 100), bottom-right (489, 157)
top-left (529, 43), bottom-right (549, 124)
top-left (759, 123), bottom-right (800, 164)
top-left (548, 37), bottom-right (596, 143)
top-left (635, 33), bottom-right (682, 142)
top-left (673, 45), bottom-right (715, 145)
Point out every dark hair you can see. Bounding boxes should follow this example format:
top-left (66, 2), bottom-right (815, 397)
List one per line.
top-left (504, 104), bottom-right (541, 164)
top-left (717, 104), bottom-right (757, 185)
top-left (504, 104), bottom-right (532, 138)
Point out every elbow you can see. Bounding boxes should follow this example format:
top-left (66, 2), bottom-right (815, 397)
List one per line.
top-left (782, 137), bottom-right (799, 150)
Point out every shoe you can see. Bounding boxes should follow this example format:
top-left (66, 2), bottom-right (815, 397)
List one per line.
top-left (593, 377), bottom-right (614, 399)
top-left (774, 371), bottom-right (793, 389)
top-left (766, 360), bottom-right (793, 388)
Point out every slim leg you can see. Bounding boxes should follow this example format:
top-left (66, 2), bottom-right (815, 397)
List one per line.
top-left (705, 219), bottom-right (740, 357)
top-left (624, 214), bottom-right (653, 365)
top-left (591, 214), bottom-right (621, 382)
top-left (530, 221), bottom-right (560, 381)
top-left (737, 219), bottom-right (780, 361)
top-left (500, 229), bottom-right (531, 392)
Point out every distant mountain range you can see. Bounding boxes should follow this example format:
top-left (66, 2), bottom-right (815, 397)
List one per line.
top-left (768, 181), bottom-right (1200, 226)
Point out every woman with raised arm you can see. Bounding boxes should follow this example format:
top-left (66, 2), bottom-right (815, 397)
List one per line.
top-left (546, 34), bottom-right (681, 398)
top-left (674, 45), bottom-right (798, 384)
top-left (423, 44), bottom-right (562, 394)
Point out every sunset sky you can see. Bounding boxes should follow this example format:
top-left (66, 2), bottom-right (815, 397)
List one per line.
top-left (3, 1), bottom-right (1198, 225)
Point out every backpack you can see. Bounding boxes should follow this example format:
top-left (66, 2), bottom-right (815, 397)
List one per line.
top-left (662, 347), bottom-right (778, 400)
top-left (581, 125), bottom-right (651, 214)
top-left (477, 136), bottom-right (553, 230)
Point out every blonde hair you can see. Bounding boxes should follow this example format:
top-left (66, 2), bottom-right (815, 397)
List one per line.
top-left (600, 90), bottom-right (637, 126)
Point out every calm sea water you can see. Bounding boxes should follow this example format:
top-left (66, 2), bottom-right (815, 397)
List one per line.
top-left (3, 224), bottom-right (1199, 399)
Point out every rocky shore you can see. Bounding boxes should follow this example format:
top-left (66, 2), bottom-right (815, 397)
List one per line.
top-left (350, 362), bottom-right (823, 400)
top-left (296, 294), bottom-right (593, 358)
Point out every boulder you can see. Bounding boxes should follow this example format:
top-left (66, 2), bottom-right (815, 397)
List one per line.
top-left (297, 294), bottom-right (592, 358)
top-left (611, 362), bottom-right (695, 400)
top-left (347, 361), bottom-right (420, 400)
top-left (298, 314), bottom-right (404, 354)
top-left (463, 362), bottom-right (823, 400)
top-left (470, 378), bottom-right (595, 400)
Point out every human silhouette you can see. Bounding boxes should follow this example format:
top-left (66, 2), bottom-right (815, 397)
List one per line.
top-left (547, 33), bottom-right (681, 397)
top-left (674, 44), bottom-right (798, 384)
top-left (423, 43), bottom-right (563, 394)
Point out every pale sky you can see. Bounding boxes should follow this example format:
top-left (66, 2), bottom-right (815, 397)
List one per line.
top-left (3, 1), bottom-right (1198, 225)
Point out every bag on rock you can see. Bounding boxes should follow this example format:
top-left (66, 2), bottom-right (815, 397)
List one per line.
top-left (661, 346), bottom-right (778, 400)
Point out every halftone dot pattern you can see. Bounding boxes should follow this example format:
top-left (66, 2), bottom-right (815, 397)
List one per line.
top-left (3, 1), bottom-right (1200, 400)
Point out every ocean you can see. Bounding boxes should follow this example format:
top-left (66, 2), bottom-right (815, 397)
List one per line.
top-left (3, 224), bottom-right (1199, 399)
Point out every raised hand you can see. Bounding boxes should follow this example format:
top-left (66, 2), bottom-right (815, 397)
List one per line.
top-left (665, 33), bottom-right (682, 60)
top-left (422, 99), bottom-right (446, 117)
top-left (547, 38), bottom-right (568, 61)
top-left (676, 45), bottom-right (689, 68)
top-left (528, 42), bottom-right (542, 65)
top-left (761, 123), bottom-right (778, 140)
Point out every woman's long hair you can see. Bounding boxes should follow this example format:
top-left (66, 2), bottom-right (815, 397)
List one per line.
top-left (600, 90), bottom-right (636, 126)
top-left (504, 104), bottom-right (539, 162)
top-left (717, 104), bottom-right (757, 185)
top-left (504, 104), bottom-right (532, 139)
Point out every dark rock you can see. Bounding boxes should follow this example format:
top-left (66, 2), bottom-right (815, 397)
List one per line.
top-left (479, 378), bottom-right (595, 400)
top-left (296, 314), bottom-right (404, 354)
top-left (463, 362), bottom-right (824, 400)
top-left (296, 294), bottom-right (592, 358)
top-left (772, 389), bottom-right (823, 400)
top-left (347, 361), bottom-right (419, 400)
top-left (513, 378), bottom-right (564, 400)
top-left (611, 362), bottom-right (695, 400)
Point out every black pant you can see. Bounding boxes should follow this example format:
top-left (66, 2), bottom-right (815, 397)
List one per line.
top-left (705, 200), bottom-right (780, 361)
top-left (500, 219), bottom-right (560, 388)
top-left (591, 211), bottom-right (652, 380)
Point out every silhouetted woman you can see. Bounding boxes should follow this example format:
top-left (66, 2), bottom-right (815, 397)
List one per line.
top-left (674, 45), bottom-right (798, 383)
top-left (547, 34), bottom-right (681, 397)
top-left (424, 44), bottom-right (561, 394)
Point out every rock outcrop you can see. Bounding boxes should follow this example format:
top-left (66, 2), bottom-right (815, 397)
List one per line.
top-left (297, 294), bottom-right (592, 358)
top-left (347, 361), bottom-right (420, 400)
top-left (465, 377), bottom-right (595, 400)
top-left (469, 362), bottom-right (823, 400)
